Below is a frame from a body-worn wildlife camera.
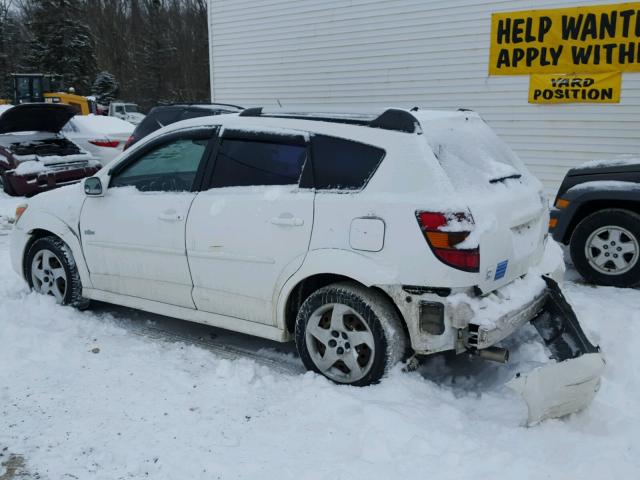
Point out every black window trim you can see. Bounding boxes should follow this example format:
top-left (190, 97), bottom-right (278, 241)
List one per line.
top-left (108, 126), bottom-right (219, 193)
top-left (202, 128), bottom-right (312, 190)
top-left (308, 133), bottom-right (386, 193)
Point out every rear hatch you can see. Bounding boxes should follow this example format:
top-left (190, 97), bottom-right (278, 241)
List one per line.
top-left (417, 111), bottom-right (547, 293)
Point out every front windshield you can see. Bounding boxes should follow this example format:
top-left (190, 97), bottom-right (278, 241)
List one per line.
top-left (125, 104), bottom-right (139, 113)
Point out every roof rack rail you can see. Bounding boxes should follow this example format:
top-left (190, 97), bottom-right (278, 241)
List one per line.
top-left (156, 102), bottom-right (244, 110)
top-left (237, 107), bottom-right (420, 133)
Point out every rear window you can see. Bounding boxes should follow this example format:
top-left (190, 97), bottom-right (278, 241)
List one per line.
top-left (132, 108), bottom-right (182, 139)
top-left (209, 138), bottom-right (307, 188)
top-left (424, 115), bottom-right (525, 191)
top-left (311, 135), bottom-right (385, 190)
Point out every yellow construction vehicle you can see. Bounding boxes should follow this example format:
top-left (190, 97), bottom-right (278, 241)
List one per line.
top-left (9, 73), bottom-right (95, 114)
top-left (44, 92), bottom-right (96, 115)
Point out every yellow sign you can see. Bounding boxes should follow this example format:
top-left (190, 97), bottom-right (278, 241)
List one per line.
top-left (529, 72), bottom-right (621, 103)
top-left (489, 3), bottom-right (640, 75)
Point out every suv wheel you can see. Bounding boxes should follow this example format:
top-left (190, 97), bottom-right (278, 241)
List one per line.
top-left (295, 282), bottom-right (406, 386)
top-left (26, 236), bottom-right (90, 309)
top-left (570, 209), bottom-right (640, 288)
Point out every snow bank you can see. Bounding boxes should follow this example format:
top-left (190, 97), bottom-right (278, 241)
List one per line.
top-left (0, 233), bottom-right (638, 478)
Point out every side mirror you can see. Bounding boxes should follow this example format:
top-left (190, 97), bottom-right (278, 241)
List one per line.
top-left (84, 177), bottom-right (103, 196)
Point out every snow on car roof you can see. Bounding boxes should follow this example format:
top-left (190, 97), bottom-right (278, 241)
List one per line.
top-left (577, 156), bottom-right (640, 169)
top-left (149, 107), bottom-right (471, 140)
top-left (68, 114), bottom-right (135, 135)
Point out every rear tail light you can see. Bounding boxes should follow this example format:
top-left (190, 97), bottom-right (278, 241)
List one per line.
top-left (89, 139), bottom-right (120, 148)
top-left (416, 211), bottom-right (480, 272)
top-left (123, 136), bottom-right (135, 150)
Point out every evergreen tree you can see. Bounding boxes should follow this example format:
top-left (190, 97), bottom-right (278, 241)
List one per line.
top-left (91, 71), bottom-right (119, 105)
top-left (22, 0), bottom-right (97, 94)
top-left (139, 0), bottom-right (177, 106)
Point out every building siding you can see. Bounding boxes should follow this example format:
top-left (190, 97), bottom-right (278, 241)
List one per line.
top-left (208, 0), bottom-right (640, 193)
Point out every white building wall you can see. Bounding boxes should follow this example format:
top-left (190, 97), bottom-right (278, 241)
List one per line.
top-left (208, 0), bottom-right (640, 193)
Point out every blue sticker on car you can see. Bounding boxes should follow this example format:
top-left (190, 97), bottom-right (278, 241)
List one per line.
top-left (494, 260), bottom-right (508, 280)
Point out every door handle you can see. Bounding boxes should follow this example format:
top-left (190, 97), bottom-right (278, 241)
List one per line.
top-left (270, 216), bottom-right (304, 227)
top-left (158, 211), bottom-right (183, 222)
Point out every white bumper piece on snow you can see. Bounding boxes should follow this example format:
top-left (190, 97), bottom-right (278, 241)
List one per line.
top-left (506, 276), bottom-right (605, 426)
top-left (507, 352), bottom-right (605, 426)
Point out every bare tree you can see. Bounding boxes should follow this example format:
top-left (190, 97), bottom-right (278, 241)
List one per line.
top-left (5, 0), bottom-right (211, 107)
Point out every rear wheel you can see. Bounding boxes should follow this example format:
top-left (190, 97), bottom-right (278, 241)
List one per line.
top-left (26, 236), bottom-right (90, 309)
top-left (570, 209), bottom-right (640, 288)
top-left (295, 282), bottom-right (406, 386)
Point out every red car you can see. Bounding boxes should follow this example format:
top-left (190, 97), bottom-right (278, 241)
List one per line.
top-left (0, 103), bottom-right (101, 196)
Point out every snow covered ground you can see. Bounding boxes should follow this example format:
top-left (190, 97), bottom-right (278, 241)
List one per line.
top-left (1, 192), bottom-right (639, 479)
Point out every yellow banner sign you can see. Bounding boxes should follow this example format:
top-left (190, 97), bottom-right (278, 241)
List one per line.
top-left (489, 3), bottom-right (640, 75)
top-left (529, 72), bottom-right (621, 103)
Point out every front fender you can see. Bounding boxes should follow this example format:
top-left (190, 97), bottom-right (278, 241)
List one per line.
top-left (275, 248), bottom-right (398, 330)
top-left (551, 183), bottom-right (640, 244)
top-left (13, 210), bottom-right (92, 289)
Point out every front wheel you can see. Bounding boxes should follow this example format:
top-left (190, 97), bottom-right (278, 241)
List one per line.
top-left (25, 236), bottom-right (90, 308)
top-left (295, 282), bottom-right (406, 386)
top-left (570, 209), bottom-right (640, 288)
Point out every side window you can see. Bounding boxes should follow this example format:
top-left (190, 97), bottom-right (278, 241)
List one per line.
top-left (110, 137), bottom-right (208, 192)
top-left (311, 135), bottom-right (385, 190)
top-left (210, 138), bottom-right (307, 188)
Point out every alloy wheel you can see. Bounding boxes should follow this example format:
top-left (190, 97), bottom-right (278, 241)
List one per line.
top-left (585, 225), bottom-right (639, 275)
top-left (305, 303), bottom-right (375, 383)
top-left (31, 249), bottom-right (68, 302)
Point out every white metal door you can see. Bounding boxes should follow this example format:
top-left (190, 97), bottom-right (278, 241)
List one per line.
top-left (80, 132), bottom-right (212, 308)
top-left (186, 130), bottom-right (313, 324)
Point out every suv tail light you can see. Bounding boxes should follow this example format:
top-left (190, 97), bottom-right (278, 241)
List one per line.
top-left (416, 211), bottom-right (480, 272)
top-left (89, 139), bottom-right (120, 148)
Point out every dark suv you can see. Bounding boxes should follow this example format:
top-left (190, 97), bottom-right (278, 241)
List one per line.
top-left (123, 103), bottom-right (242, 150)
top-left (550, 159), bottom-right (640, 288)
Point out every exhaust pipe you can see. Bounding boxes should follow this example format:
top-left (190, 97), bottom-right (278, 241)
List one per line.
top-left (475, 346), bottom-right (509, 363)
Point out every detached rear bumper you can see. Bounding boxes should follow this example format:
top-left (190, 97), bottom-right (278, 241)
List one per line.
top-left (4, 164), bottom-right (100, 196)
top-left (507, 277), bottom-right (605, 425)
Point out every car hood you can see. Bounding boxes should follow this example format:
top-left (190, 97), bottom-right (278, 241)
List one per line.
top-left (569, 158), bottom-right (640, 176)
top-left (0, 103), bottom-right (77, 134)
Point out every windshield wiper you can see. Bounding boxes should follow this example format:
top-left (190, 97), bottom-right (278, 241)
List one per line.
top-left (489, 174), bottom-right (522, 184)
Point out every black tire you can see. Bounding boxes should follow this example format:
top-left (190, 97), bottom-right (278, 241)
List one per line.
top-left (25, 236), bottom-right (90, 309)
top-left (295, 282), bottom-right (406, 386)
top-left (570, 208), bottom-right (640, 288)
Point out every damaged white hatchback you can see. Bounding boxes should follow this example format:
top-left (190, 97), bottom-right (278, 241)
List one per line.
top-left (10, 107), bottom-right (605, 425)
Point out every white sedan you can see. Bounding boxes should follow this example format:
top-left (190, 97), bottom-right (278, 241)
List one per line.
top-left (62, 115), bottom-right (134, 166)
